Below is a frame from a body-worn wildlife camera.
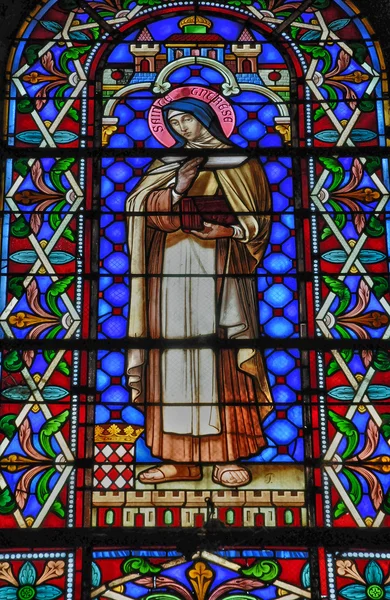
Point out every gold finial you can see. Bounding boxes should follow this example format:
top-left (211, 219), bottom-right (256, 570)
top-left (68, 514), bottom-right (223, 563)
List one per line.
top-left (179, 16), bottom-right (212, 33)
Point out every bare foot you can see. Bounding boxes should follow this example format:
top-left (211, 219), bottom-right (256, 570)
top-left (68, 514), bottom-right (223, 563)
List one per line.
top-left (138, 464), bottom-right (202, 484)
top-left (212, 464), bottom-right (251, 488)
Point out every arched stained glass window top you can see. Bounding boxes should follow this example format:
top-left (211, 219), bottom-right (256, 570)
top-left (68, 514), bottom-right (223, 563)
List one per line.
top-left (1, 0), bottom-right (390, 595)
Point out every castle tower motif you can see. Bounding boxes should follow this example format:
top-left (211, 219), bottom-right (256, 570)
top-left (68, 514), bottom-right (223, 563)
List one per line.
top-left (130, 27), bottom-right (160, 73)
top-left (165, 16), bottom-right (226, 63)
top-left (232, 29), bottom-right (262, 74)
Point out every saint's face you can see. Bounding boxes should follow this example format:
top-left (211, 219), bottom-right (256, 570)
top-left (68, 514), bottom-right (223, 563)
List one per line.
top-left (168, 112), bottom-right (205, 142)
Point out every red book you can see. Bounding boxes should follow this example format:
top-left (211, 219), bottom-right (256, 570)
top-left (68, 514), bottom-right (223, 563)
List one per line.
top-left (181, 196), bottom-right (239, 233)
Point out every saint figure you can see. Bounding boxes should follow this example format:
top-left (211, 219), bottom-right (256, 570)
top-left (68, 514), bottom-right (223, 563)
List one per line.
top-left (126, 97), bottom-right (273, 487)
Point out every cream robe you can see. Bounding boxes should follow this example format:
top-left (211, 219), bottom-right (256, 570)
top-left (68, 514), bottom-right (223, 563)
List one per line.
top-left (126, 153), bottom-right (273, 462)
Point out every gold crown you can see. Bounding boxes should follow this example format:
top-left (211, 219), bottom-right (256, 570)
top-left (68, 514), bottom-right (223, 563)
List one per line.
top-left (179, 16), bottom-right (212, 29)
top-left (95, 423), bottom-right (144, 444)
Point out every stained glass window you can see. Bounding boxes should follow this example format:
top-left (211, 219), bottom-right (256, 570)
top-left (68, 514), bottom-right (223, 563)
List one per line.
top-left (1, 0), bottom-right (390, 596)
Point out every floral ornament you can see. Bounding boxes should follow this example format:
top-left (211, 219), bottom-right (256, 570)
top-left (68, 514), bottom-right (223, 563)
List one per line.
top-left (330, 416), bottom-right (390, 519)
top-left (337, 559), bottom-right (390, 600)
top-left (0, 560), bottom-right (64, 600)
top-left (323, 278), bottom-right (388, 373)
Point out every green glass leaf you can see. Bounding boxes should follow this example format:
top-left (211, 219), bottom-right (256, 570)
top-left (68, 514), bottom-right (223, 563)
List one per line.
top-left (24, 43), bottom-right (43, 66)
top-left (328, 199), bottom-right (346, 232)
top-left (0, 488), bottom-right (16, 514)
top-left (8, 276), bottom-right (25, 299)
top-left (51, 500), bottom-right (66, 519)
top-left (314, 106), bottom-right (326, 122)
top-left (327, 351), bottom-right (354, 377)
top-left (46, 275), bottom-right (74, 318)
top-left (365, 215), bottom-right (384, 238)
top-left (11, 215), bottom-right (31, 238)
top-left (321, 226), bottom-right (332, 240)
top-left (318, 157), bottom-right (344, 191)
top-left (50, 158), bottom-right (75, 193)
top-left (0, 415), bottom-right (17, 439)
top-left (48, 201), bottom-right (75, 242)
top-left (122, 557), bottom-right (161, 575)
top-left (373, 350), bottom-right (390, 372)
top-left (380, 414), bottom-right (390, 440)
top-left (240, 559), bottom-right (281, 582)
top-left (334, 324), bottom-right (351, 339)
top-left (299, 45), bottom-right (332, 74)
top-left (323, 276), bottom-right (351, 316)
top-left (328, 411), bottom-right (359, 459)
top-left (59, 46), bottom-right (91, 75)
top-left (17, 98), bottom-right (34, 114)
top-left (3, 351), bottom-right (23, 372)
top-left (334, 468), bottom-right (362, 518)
top-left (349, 42), bottom-right (368, 65)
top-left (39, 410), bottom-right (69, 458)
top-left (44, 349), bottom-right (70, 375)
top-left (36, 468), bottom-right (55, 505)
top-left (359, 93), bottom-right (375, 113)
top-left (365, 156), bottom-right (381, 175)
top-left (14, 158), bottom-right (30, 177)
top-left (372, 276), bottom-right (389, 300)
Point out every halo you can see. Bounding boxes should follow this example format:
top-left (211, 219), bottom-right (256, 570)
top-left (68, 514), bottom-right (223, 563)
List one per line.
top-left (148, 86), bottom-right (235, 148)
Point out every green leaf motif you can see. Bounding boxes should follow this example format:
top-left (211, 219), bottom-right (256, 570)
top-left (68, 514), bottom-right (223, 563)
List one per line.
top-left (380, 415), bottom-right (390, 440)
top-left (334, 468), bottom-right (362, 518)
top-left (48, 201), bottom-right (75, 242)
top-left (241, 559), bottom-right (281, 583)
top-left (365, 215), bottom-right (384, 238)
top-left (122, 557), bottom-right (161, 575)
top-left (0, 415), bottom-right (17, 439)
top-left (52, 499), bottom-right (66, 518)
top-left (14, 158), bottom-right (30, 177)
top-left (318, 157), bottom-right (344, 192)
top-left (59, 46), bottom-right (91, 75)
top-left (17, 98), bottom-right (34, 114)
top-left (328, 199), bottom-right (346, 232)
top-left (328, 411), bottom-right (359, 459)
top-left (327, 348), bottom-right (353, 376)
top-left (50, 158), bottom-right (75, 193)
top-left (39, 410), bottom-right (69, 458)
top-left (46, 275), bottom-right (74, 318)
top-left (372, 276), bottom-right (389, 300)
top-left (349, 42), bottom-right (368, 65)
top-left (3, 351), bottom-right (23, 373)
top-left (24, 43), bottom-right (43, 65)
top-left (299, 45), bottom-right (332, 74)
top-left (11, 215), bottom-right (31, 238)
top-left (365, 156), bottom-right (381, 175)
top-left (373, 350), bottom-right (390, 372)
top-left (323, 276), bottom-right (351, 316)
top-left (359, 93), bottom-right (375, 113)
top-left (44, 349), bottom-right (70, 375)
top-left (8, 276), bottom-right (25, 299)
top-left (0, 488), bottom-right (16, 514)
top-left (240, 559), bottom-right (281, 582)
